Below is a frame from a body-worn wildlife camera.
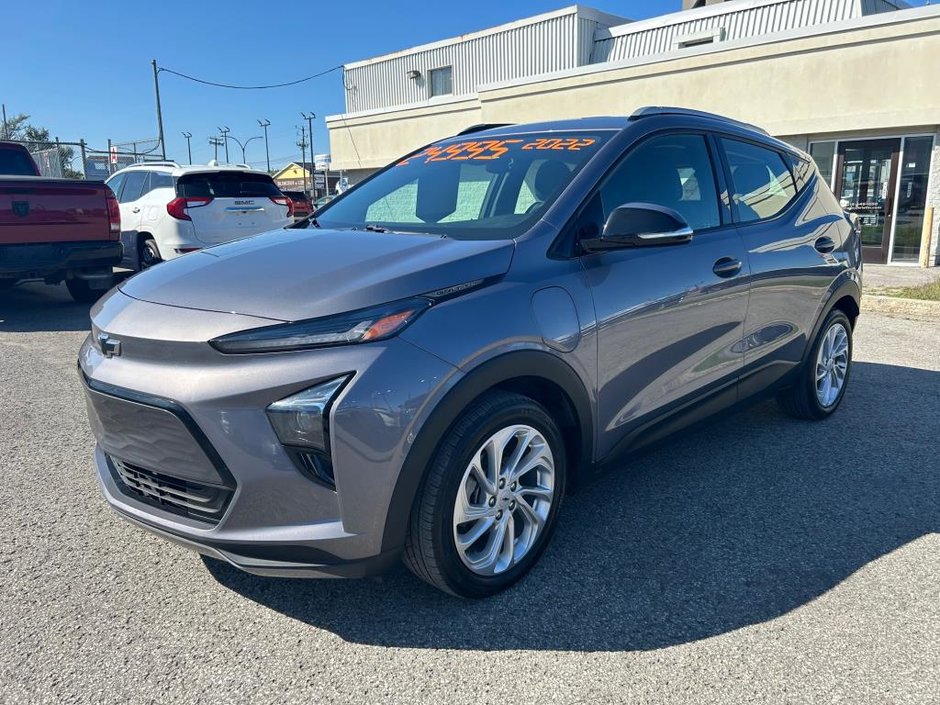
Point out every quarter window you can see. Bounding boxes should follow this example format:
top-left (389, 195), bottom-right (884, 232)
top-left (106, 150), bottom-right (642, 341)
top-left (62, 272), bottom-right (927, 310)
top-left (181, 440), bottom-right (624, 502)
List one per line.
top-left (597, 133), bottom-right (721, 231)
top-left (722, 139), bottom-right (797, 222)
top-left (429, 66), bottom-right (453, 97)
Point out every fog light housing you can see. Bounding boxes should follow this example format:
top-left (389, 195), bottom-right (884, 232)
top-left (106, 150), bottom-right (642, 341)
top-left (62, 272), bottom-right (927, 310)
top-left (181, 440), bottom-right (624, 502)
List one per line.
top-left (266, 375), bottom-right (350, 452)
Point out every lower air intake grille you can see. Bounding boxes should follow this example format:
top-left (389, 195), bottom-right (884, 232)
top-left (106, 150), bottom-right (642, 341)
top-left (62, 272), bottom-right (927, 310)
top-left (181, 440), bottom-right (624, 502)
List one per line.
top-left (108, 457), bottom-right (232, 524)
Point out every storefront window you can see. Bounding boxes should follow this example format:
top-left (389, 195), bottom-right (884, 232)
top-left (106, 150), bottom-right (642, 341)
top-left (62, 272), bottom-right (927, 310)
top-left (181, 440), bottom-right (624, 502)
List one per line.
top-left (809, 141), bottom-right (835, 188)
top-left (892, 136), bottom-right (934, 263)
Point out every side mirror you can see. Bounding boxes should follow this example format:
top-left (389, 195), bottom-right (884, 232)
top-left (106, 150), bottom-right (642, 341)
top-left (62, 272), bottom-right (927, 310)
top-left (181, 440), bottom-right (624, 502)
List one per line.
top-left (581, 203), bottom-right (693, 253)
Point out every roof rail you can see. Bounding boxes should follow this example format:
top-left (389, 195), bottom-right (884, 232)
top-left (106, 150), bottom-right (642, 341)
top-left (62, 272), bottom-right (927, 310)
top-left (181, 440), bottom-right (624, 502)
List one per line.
top-left (124, 161), bottom-right (181, 168)
top-left (630, 106), bottom-right (769, 135)
top-left (457, 123), bottom-right (514, 136)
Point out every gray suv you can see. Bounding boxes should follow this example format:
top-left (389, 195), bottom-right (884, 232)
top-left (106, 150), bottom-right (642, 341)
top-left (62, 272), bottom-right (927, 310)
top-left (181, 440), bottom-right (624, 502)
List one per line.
top-left (80, 108), bottom-right (861, 598)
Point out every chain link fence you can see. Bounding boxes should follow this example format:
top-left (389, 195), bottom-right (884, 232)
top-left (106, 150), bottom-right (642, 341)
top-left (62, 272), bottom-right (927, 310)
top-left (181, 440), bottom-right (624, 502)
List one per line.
top-left (6, 137), bottom-right (165, 180)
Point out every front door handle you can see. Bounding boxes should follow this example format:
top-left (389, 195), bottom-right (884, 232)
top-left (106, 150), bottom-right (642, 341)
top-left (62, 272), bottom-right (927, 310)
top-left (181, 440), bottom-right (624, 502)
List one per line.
top-left (814, 236), bottom-right (835, 253)
top-left (713, 257), bottom-right (742, 278)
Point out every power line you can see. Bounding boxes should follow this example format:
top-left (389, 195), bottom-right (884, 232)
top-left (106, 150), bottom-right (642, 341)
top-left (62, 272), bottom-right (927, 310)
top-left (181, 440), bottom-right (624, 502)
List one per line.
top-left (158, 64), bottom-right (343, 90)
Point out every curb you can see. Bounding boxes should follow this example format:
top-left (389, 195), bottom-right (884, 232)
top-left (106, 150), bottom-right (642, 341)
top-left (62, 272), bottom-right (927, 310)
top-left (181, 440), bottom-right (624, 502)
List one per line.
top-left (862, 294), bottom-right (940, 320)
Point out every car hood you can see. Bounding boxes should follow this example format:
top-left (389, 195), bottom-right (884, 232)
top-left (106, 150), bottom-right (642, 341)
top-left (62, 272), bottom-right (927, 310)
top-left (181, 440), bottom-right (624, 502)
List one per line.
top-left (119, 228), bottom-right (515, 322)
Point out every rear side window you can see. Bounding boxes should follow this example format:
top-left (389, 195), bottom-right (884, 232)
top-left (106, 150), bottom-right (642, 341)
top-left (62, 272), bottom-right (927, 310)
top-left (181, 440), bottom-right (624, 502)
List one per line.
top-left (0, 147), bottom-right (38, 176)
top-left (598, 133), bottom-right (721, 231)
top-left (722, 139), bottom-right (797, 222)
top-left (177, 172), bottom-right (280, 198)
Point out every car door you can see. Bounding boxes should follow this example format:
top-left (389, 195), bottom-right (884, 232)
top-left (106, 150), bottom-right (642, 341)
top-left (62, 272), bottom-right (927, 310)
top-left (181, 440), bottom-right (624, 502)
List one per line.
top-left (115, 170), bottom-right (149, 254)
top-left (578, 132), bottom-right (750, 459)
top-left (718, 137), bottom-right (847, 397)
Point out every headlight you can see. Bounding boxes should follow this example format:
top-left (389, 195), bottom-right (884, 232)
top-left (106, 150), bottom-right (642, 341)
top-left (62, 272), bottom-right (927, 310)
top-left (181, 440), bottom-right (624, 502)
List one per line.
top-left (266, 375), bottom-right (349, 451)
top-left (209, 297), bottom-right (432, 354)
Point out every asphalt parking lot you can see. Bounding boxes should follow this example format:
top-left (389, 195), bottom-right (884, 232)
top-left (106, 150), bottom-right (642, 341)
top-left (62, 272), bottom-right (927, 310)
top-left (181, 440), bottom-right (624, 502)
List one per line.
top-left (1, 282), bottom-right (937, 704)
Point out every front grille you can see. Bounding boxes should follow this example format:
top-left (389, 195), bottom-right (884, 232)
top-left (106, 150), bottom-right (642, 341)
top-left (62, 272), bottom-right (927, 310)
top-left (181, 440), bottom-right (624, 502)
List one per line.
top-left (108, 457), bottom-right (232, 524)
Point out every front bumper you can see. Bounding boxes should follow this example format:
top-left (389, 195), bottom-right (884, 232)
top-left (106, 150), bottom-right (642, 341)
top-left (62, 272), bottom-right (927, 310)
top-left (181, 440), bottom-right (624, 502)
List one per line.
top-left (80, 290), bottom-right (460, 578)
top-left (0, 240), bottom-right (122, 279)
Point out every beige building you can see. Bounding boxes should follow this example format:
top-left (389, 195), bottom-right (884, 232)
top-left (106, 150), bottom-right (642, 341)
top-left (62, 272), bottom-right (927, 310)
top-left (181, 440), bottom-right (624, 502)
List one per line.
top-left (327, 0), bottom-right (940, 266)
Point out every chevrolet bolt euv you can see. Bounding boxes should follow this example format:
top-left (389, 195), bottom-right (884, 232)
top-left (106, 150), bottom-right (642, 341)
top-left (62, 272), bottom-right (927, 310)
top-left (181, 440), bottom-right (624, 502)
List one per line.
top-left (81, 108), bottom-right (861, 597)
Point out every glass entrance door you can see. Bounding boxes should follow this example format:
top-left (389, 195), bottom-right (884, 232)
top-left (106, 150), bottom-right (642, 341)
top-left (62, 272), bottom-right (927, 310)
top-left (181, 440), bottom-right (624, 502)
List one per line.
top-left (834, 139), bottom-right (900, 264)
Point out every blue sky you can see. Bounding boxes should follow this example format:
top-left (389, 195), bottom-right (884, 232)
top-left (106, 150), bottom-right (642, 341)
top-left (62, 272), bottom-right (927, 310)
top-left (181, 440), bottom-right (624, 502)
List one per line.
top-left (2, 0), bottom-right (677, 171)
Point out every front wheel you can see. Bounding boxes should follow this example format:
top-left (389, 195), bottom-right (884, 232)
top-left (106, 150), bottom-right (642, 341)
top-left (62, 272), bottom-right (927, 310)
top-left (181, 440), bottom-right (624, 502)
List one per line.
top-left (403, 391), bottom-right (566, 598)
top-left (778, 309), bottom-right (853, 419)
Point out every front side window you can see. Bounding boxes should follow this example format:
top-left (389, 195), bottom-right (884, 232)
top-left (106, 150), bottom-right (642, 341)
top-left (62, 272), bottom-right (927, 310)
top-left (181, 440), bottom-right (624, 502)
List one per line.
top-left (105, 172), bottom-right (126, 200)
top-left (316, 131), bottom-right (612, 240)
top-left (429, 66), bottom-right (453, 97)
top-left (722, 138), bottom-right (797, 223)
top-left (597, 133), bottom-right (721, 231)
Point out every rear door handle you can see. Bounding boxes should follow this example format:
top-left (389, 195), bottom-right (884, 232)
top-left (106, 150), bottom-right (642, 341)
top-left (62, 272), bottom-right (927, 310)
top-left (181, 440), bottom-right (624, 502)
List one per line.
top-left (814, 236), bottom-right (835, 253)
top-left (712, 257), bottom-right (742, 278)
top-left (131, 207), bottom-right (141, 213)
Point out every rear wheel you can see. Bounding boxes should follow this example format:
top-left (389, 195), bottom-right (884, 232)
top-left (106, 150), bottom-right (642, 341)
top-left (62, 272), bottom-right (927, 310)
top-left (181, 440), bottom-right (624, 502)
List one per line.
top-left (66, 278), bottom-right (104, 304)
top-left (138, 237), bottom-right (162, 269)
top-left (778, 309), bottom-right (853, 419)
top-left (403, 391), bottom-right (566, 598)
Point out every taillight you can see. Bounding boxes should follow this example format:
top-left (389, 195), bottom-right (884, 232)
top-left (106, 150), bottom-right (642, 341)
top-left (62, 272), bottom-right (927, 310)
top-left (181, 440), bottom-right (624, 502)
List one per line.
top-left (167, 196), bottom-right (213, 221)
top-left (270, 195), bottom-right (293, 216)
top-left (106, 191), bottom-right (121, 236)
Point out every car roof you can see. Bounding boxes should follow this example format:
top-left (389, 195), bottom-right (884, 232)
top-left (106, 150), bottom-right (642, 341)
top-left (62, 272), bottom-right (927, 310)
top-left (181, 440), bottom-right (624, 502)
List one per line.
top-left (109, 163), bottom-right (272, 178)
top-left (453, 108), bottom-right (798, 157)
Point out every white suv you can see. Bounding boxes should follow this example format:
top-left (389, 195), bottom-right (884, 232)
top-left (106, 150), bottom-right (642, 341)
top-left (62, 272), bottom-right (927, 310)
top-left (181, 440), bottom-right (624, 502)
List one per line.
top-left (105, 162), bottom-right (292, 270)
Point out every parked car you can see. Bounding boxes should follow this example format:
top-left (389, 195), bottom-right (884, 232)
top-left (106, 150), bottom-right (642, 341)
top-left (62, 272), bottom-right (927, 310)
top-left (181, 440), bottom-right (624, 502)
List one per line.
top-left (281, 190), bottom-right (311, 220)
top-left (105, 162), bottom-right (291, 270)
top-left (80, 108), bottom-right (861, 597)
top-left (0, 141), bottom-right (121, 302)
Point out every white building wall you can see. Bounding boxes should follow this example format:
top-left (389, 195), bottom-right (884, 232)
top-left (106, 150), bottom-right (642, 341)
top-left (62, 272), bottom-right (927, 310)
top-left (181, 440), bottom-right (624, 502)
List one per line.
top-left (343, 8), bottom-right (625, 114)
top-left (592, 0), bottom-right (903, 63)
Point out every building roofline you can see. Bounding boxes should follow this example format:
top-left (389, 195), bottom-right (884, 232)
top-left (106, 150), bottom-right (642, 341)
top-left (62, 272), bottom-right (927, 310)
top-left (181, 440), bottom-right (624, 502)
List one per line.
top-left (343, 5), bottom-right (629, 70)
top-left (328, 2), bottom-right (938, 124)
top-left (599, 0), bottom-right (909, 40)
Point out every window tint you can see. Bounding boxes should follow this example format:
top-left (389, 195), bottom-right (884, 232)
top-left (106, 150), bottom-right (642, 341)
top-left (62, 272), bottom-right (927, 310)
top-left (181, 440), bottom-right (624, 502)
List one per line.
top-left (150, 171), bottom-right (174, 191)
top-left (177, 172), bottom-right (280, 198)
top-left (722, 139), bottom-right (797, 222)
top-left (429, 66), bottom-right (453, 97)
top-left (119, 171), bottom-right (149, 203)
top-left (598, 133), bottom-right (720, 230)
top-left (105, 173), bottom-right (126, 200)
top-left (0, 147), bottom-right (39, 175)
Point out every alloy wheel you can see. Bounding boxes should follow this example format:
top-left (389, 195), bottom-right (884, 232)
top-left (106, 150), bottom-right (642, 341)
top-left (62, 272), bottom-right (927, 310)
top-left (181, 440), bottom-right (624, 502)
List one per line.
top-left (815, 321), bottom-right (850, 407)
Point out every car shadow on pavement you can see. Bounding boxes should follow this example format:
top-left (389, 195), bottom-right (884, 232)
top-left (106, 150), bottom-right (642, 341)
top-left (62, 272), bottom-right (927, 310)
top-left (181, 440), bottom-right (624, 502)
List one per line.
top-left (0, 282), bottom-right (94, 332)
top-left (205, 361), bottom-right (940, 652)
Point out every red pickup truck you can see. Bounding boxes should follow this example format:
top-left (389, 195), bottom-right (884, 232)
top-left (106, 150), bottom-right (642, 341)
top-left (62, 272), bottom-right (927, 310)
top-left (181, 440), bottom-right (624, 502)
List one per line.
top-left (0, 141), bottom-right (122, 302)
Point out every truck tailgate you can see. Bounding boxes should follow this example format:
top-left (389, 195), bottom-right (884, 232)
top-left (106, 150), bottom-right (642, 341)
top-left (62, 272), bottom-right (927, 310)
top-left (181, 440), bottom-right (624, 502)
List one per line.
top-left (0, 177), bottom-right (113, 244)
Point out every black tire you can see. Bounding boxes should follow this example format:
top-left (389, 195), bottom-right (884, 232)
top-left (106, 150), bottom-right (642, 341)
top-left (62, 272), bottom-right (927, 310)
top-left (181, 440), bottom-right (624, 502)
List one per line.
top-left (138, 237), bottom-right (162, 270)
top-left (403, 390), bottom-right (566, 598)
top-left (66, 278), bottom-right (105, 304)
top-left (778, 309), bottom-right (853, 420)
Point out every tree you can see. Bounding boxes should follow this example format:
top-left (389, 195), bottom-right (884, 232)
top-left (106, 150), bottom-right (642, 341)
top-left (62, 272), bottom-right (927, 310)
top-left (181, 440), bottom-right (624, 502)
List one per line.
top-left (1, 112), bottom-right (83, 179)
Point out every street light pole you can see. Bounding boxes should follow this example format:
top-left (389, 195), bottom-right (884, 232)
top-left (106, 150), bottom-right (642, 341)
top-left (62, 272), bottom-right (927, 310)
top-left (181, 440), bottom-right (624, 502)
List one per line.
top-left (301, 112), bottom-right (316, 197)
top-left (181, 131), bottom-right (192, 164)
top-left (219, 126), bottom-right (230, 163)
top-left (224, 134), bottom-right (263, 164)
top-left (258, 119), bottom-right (271, 173)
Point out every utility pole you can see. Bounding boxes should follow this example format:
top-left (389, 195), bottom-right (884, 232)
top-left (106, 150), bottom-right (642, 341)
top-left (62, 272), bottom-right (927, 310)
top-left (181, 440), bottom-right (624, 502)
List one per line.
top-left (181, 131), bottom-right (192, 164)
top-left (296, 125), bottom-right (308, 195)
top-left (218, 126), bottom-right (230, 163)
top-left (258, 119), bottom-right (271, 173)
top-left (301, 112), bottom-right (316, 198)
top-left (208, 136), bottom-right (224, 161)
top-left (152, 60), bottom-right (166, 159)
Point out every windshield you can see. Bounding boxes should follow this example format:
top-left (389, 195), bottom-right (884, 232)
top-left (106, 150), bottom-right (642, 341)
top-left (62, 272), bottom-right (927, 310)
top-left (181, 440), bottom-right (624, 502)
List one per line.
top-left (315, 131), bottom-right (613, 239)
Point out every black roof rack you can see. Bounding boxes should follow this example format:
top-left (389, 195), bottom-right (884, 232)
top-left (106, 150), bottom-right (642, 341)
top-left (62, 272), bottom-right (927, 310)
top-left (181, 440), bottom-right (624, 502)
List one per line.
top-left (457, 123), bottom-right (514, 136)
top-left (630, 106), bottom-right (769, 135)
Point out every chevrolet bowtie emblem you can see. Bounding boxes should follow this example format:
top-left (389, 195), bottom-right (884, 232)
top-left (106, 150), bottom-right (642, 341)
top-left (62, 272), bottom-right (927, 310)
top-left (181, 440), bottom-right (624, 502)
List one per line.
top-left (97, 333), bottom-right (122, 358)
